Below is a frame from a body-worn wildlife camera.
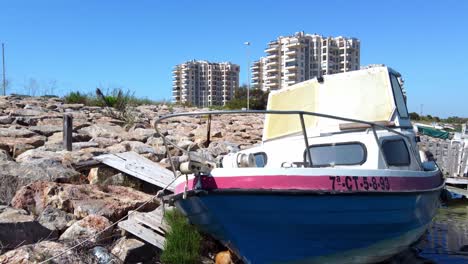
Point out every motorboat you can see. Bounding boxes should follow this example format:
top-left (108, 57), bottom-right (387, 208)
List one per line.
top-left (156, 66), bottom-right (444, 264)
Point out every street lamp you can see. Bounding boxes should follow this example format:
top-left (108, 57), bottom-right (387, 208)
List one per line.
top-left (244, 41), bottom-right (251, 110)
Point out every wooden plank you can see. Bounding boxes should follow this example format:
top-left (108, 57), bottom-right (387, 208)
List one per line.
top-left (339, 120), bottom-right (395, 131)
top-left (446, 177), bottom-right (468, 184)
top-left (95, 151), bottom-right (175, 191)
top-left (133, 212), bottom-right (169, 234)
top-left (118, 220), bottom-right (166, 249)
top-left (446, 186), bottom-right (468, 197)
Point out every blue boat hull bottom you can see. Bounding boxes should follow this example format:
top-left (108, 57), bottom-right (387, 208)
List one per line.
top-left (175, 191), bottom-right (441, 264)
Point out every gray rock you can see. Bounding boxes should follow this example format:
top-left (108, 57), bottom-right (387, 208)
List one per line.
top-left (29, 125), bottom-right (63, 136)
top-left (0, 206), bottom-right (56, 248)
top-left (59, 215), bottom-right (112, 243)
top-left (0, 241), bottom-right (86, 263)
top-left (37, 206), bottom-right (76, 232)
top-left (107, 141), bottom-right (155, 155)
top-left (72, 141), bottom-right (99, 150)
top-left (0, 149), bottom-right (12, 161)
top-left (207, 141), bottom-right (240, 157)
top-left (0, 116), bottom-right (14, 125)
top-left (90, 246), bottom-right (121, 264)
top-left (0, 127), bottom-right (37, 138)
top-left (14, 116), bottom-right (38, 126)
top-left (128, 128), bottom-right (156, 142)
top-left (9, 108), bottom-right (44, 116)
top-left (111, 237), bottom-right (155, 263)
top-left (78, 124), bottom-right (128, 139)
top-left (59, 103), bottom-right (84, 110)
top-left (12, 143), bottom-right (35, 158)
top-left (90, 136), bottom-right (120, 148)
top-left (0, 160), bottom-right (80, 205)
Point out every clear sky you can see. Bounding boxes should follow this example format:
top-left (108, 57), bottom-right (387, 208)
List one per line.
top-left (1, 0), bottom-right (467, 117)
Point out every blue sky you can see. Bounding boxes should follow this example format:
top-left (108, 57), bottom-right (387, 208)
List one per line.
top-left (1, 0), bottom-right (467, 117)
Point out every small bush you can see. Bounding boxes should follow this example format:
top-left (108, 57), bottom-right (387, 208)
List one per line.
top-left (64, 91), bottom-right (89, 104)
top-left (161, 209), bottom-right (202, 264)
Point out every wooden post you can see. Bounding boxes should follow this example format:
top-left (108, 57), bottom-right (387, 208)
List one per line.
top-left (205, 114), bottom-right (211, 148)
top-left (63, 114), bottom-right (73, 151)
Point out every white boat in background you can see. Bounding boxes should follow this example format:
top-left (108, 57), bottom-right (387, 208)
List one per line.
top-left (156, 66), bottom-right (444, 264)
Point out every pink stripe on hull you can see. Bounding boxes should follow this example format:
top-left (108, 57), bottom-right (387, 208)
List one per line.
top-left (174, 174), bottom-right (443, 194)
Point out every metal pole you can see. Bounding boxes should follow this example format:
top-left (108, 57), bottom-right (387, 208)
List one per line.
top-left (299, 114), bottom-right (312, 167)
top-left (2, 43), bottom-right (5, 96)
top-left (244, 42), bottom-right (251, 110)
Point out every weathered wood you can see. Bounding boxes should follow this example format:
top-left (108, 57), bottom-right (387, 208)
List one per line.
top-left (95, 151), bottom-right (175, 191)
top-left (118, 220), bottom-right (166, 249)
top-left (131, 211), bottom-right (170, 234)
top-left (446, 186), bottom-right (468, 197)
top-left (73, 159), bottom-right (103, 171)
top-left (446, 177), bottom-right (468, 185)
top-left (339, 121), bottom-right (395, 130)
top-left (63, 114), bottom-right (73, 151)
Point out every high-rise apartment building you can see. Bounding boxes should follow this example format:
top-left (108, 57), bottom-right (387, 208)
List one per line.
top-left (172, 60), bottom-right (240, 107)
top-left (252, 32), bottom-right (360, 91)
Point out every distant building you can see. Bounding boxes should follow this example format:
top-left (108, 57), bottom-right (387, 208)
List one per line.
top-left (172, 60), bottom-right (240, 107)
top-left (252, 32), bottom-right (360, 91)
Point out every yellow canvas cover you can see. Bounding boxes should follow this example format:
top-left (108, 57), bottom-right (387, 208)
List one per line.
top-left (263, 67), bottom-right (394, 141)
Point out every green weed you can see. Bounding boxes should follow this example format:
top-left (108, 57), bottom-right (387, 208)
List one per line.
top-left (161, 209), bottom-right (202, 264)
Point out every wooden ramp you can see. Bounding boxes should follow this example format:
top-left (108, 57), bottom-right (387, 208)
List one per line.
top-left (119, 206), bottom-right (173, 250)
top-left (95, 151), bottom-right (175, 191)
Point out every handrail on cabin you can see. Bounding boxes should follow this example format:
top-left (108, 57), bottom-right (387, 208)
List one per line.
top-left (153, 110), bottom-right (418, 176)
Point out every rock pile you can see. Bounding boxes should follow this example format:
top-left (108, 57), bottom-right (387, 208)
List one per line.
top-left (0, 95), bottom-right (264, 263)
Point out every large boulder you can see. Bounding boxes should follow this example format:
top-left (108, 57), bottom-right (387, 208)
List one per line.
top-left (111, 237), bottom-right (156, 263)
top-left (128, 128), bottom-right (156, 142)
top-left (0, 127), bottom-right (37, 138)
top-left (29, 125), bottom-right (63, 136)
top-left (0, 136), bottom-right (46, 153)
top-left (59, 215), bottom-right (112, 243)
top-left (78, 124), bottom-right (128, 140)
top-left (0, 161), bottom-right (80, 205)
top-left (12, 181), bottom-right (159, 221)
top-left (0, 206), bottom-right (55, 249)
top-left (0, 241), bottom-right (86, 264)
top-left (37, 206), bottom-right (76, 232)
top-left (0, 149), bottom-right (12, 162)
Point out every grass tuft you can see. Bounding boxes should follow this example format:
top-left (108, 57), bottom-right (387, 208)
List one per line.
top-left (161, 209), bottom-right (202, 264)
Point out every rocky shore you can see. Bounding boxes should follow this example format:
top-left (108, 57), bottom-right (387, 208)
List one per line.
top-left (0, 95), bottom-right (263, 263)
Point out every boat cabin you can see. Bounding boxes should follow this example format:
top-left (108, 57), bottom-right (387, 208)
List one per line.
top-left (222, 66), bottom-right (423, 172)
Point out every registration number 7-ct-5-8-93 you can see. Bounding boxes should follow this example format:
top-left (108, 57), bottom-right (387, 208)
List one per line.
top-left (329, 176), bottom-right (391, 191)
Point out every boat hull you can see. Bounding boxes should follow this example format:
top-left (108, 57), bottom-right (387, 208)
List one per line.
top-left (175, 190), bottom-right (441, 264)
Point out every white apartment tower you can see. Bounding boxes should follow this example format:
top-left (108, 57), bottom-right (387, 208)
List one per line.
top-left (252, 32), bottom-right (360, 91)
top-left (172, 60), bottom-right (240, 107)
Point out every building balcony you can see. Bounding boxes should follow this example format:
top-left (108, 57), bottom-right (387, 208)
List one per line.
top-left (285, 49), bottom-right (297, 56)
top-left (265, 45), bottom-right (279, 52)
top-left (284, 65), bottom-right (297, 70)
top-left (267, 54), bottom-right (278, 59)
top-left (285, 72), bottom-right (297, 78)
top-left (266, 67), bottom-right (277, 73)
top-left (284, 57), bottom-right (296, 63)
top-left (285, 42), bottom-right (300, 47)
top-left (266, 60), bottom-right (279, 66)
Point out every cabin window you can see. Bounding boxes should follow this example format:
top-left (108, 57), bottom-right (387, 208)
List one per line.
top-left (304, 142), bottom-right (367, 167)
top-left (382, 139), bottom-right (410, 166)
top-left (390, 74), bottom-right (409, 118)
top-left (254, 152), bottom-right (267, 167)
